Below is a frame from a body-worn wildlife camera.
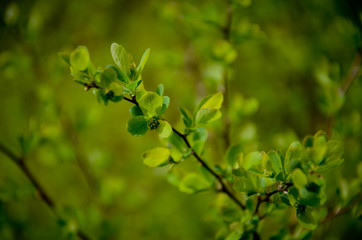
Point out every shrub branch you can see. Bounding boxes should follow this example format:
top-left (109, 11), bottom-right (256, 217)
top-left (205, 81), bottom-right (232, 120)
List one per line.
top-left (0, 142), bottom-right (92, 240)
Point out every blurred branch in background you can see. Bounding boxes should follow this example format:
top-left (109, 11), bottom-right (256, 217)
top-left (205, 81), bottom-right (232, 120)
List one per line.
top-left (0, 142), bottom-right (92, 240)
top-left (326, 50), bottom-right (362, 136)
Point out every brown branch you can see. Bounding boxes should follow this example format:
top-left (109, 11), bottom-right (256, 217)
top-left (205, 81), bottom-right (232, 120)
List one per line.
top-left (221, 4), bottom-right (234, 149)
top-left (60, 116), bottom-right (98, 195)
top-left (255, 182), bottom-right (293, 217)
top-left (339, 50), bottom-right (362, 96)
top-left (0, 143), bottom-right (91, 240)
top-left (84, 80), bottom-right (245, 208)
top-left (84, 80), bottom-right (246, 210)
top-left (326, 50), bottom-right (362, 136)
top-left (172, 128), bottom-right (245, 209)
top-left (321, 195), bottom-right (361, 224)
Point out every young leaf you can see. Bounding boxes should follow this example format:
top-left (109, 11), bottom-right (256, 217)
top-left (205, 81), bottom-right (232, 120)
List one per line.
top-left (296, 207), bottom-right (317, 230)
top-left (158, 96), bottom-right (170, 116)
top-left (241, 151), bottom-right (262, 170)
top-left (195, 108), bottom-right (222, 125)
top-left (200, 92), bottom-right (223, 110)
top-left (284, 141), bottom-right (304, 175)
top-left (311, 131), bottom-right (328, 165)
top-left (138, 91), bottom-right (163, 117)
top-left (59, 52), bottom-right (70, 65)
top-left (107, 82), bottom-right (123, 96)
top-left (157, 120), bottom-right (172, 138)
top-left (135, 48), bottom-right (150, 80)
top-left (70, 46), bottom-right (90, 71)
top-left (111, 43), bottom-right (130, 76)
top-left (232, 168), bottom-right (260, 193)
top-left (168, 132), bottom-right (188, 154)
top-left (143, 147), bottom-right (170, 167)
top-left (179, 107), bottom-right (192, 128)
top-left (225, 144), bottom-right (243, 167)
top-left (127, 116), bottom-right (148, 136)
top-left (126, 79), bottom-right (143, 93)
top-left (179, 173), bottom-right (211, 194)
top-left (189, 127), bottom-right (208, 155)
top-left (268, 150), bottom-right (284, 175)
top-left (316, 140), bottom-right (344, 172)
top-left (93, 88), bottom-right (108, 105)
top-left (155, 84), bottom-right (164, 96)
top-left (99, 68), bottom-right (117, 88)
top-left (106, 64), bottom-right (129, 84)
top-left (292, 169), bottom-right (308, 189)
top-left (129, 105), bottom-right (143, 116)
top-left (194, 92), bottom-right (224, 118)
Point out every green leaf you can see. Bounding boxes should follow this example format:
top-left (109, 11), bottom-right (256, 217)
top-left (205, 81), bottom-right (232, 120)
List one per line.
top-left (99, 68), bottom-right (117, 88)
top-left (296, 207), bottom-right (317, 230)
top-left (242, 151), bottom-right (262, 170)
top-left (157, 120), bottom-right (172, 138)
top-left (225, 144), bottom-right (243, 167)
top-left (179, 173), bottom-right (211, 194)
top-left (195, 108), bottom-right (222, 124)
top-left (158, 96), bottom-right (170, 116)
top-left (138, 91), bottom-right (163, 117)
top-left (126, 79), bottom-right (142, 93)
top-left (107, 82), bottom-right (123, 96)
top-left (93, 88), bottom-right (108, 105)
top-left (59, 52), bottom-right (70, 65)
top-left (316, 140), bottom-right (344, 172)
top-left (292, 169), bottom-right (308, 189)
top-left (126, 116), bottom-right (148, 136)
top-left (200, 92), bottom-right (223, 109)
top-left (106, 64), bottom-right (129, 84)
top-left (129, 105), bottom-right (143, 116)
top-left (155, 84), bottom-right (164, 96)
top-left (135, 48), bottom-right (150, 80)
top-left (268, 150), bottom-right (284, 175)
top-left (284, 141), bottom-right (304, 175)
top-left (311, 131), bottom-right (328, 165)
top-left (168, 132), bottom-right (188, 154)
top-left (70, 46), bottom-right (89, 71)
top-left (189, 127), bottom-right (208, 155)
top-left (179, 107), bottom-right (192, 128)
top-left (232, 168), bottom-right (261, 193)
top-left (261, 152), bottom-right (274, 175)
top-left (143, 147), bottom-right (170, 167)
top-left (111, 43), bottom-right (130, 76)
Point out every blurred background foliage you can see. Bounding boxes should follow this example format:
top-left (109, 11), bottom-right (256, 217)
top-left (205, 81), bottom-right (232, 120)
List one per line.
top-left (0, 0), bottom-right (361, 239)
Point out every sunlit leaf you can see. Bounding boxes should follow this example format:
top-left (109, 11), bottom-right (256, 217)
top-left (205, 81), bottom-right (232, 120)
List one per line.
top-left (70, 46), bottom-right (89, 71)
top-left (138, 91), bottom-right (163, 117)
top-left (135, 48), bottom-right (150, 80)
top-left (111, 43), bottom-right (130, 76)
top-left (143, 147), bottom-right (170, 167)
top-left (127, 116), bottom-right (148, 136)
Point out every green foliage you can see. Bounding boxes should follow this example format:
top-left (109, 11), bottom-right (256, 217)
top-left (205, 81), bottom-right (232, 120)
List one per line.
top-left (138, 91), bottom-right (163, 118)
top-left (111, 43), bottom-right (130, 76)
top-left (179, 173), bottom-right (211, 194)
top-left (127, 116), bottom-right (148, 136)
top-left (1, 0), bottom-right (361, 239)
top-left (194, 92), bottom-right (223, 125)
top-left (143, 147), bottom-right (170, 167)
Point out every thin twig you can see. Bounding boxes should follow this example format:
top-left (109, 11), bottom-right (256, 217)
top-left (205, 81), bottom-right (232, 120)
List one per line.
top-left (85, 80), bottom-right (246, 210)
top-left (172, 128), bottom-right (245, 209)
top-left (255, 182), bottom-right (293, 217)
top-left (326, 50), bottom-right (362, 136)
top-left (321, 195), bottom-right (361, 224)
top-left (221, 4), bottom-right (234, 149)
top-left (0, 143), bottom-right (91, 240)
